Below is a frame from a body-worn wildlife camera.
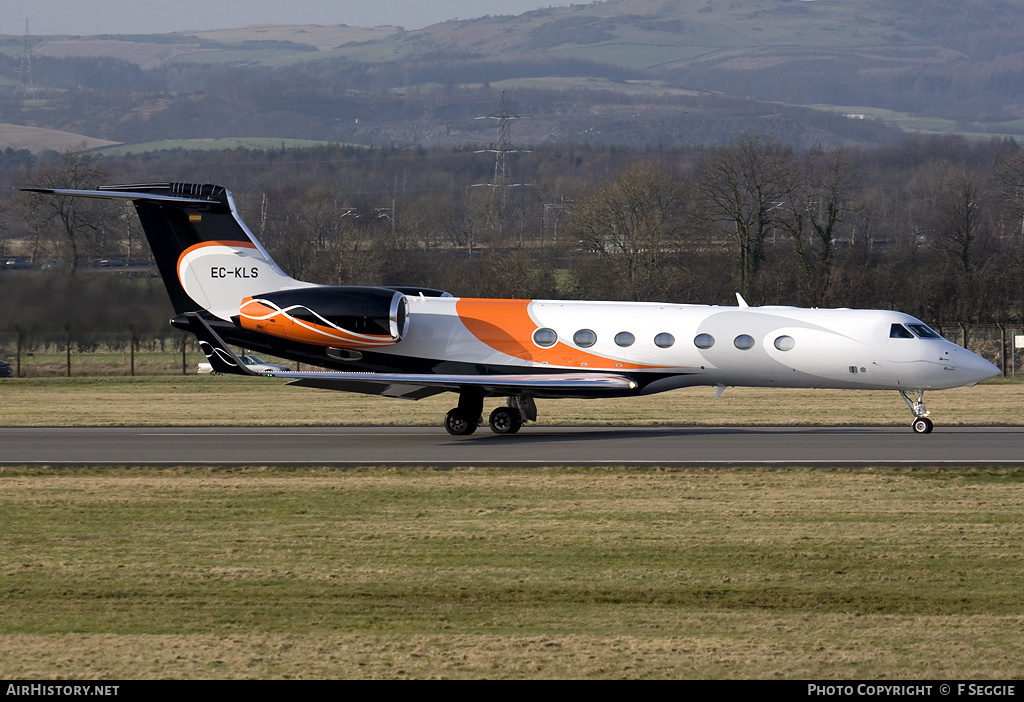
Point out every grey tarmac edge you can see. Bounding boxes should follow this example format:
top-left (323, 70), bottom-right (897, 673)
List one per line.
top-left (0, 425), bottom-right (1021, 467)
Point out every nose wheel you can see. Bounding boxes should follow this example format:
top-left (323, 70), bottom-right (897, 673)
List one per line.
top-left (901, 390), bottom-right (933, 434)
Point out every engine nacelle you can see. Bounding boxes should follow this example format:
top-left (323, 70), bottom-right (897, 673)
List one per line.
top-left (238, 286), bottom-right (409, 349)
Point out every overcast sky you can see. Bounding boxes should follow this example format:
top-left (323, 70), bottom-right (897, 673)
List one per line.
top-left (1, 1), bottom-right (583, 36)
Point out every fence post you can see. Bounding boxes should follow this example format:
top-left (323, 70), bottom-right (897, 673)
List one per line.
top-left (182, 333), bottom-right (187, 375)
top-left (15, 325), bottom-right (22, 378)
top-left (65, 324), bottom-right (72, 377)
top-left (999, 324), bottom-right (1007, 377)
top-left (130, 325), bottom-right (136, 377)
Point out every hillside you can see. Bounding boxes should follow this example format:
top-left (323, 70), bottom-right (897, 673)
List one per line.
top-left (0, 123), bottom-right (118, 153)
top-left (0, 0), bottom-right (1020, 150)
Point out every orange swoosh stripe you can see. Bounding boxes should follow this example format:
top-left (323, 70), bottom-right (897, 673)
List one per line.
top-left (239, 297), bottom-right (396, 348)
top-left (455, 298), bottom-right (663, 370)
top-left (176, 240), bottom-right (257, 287)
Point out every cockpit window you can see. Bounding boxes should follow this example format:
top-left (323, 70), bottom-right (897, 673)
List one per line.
top-left (906, 324), bottom-right (942, 339)
top-left (890, 324), bottom-right (915, 339)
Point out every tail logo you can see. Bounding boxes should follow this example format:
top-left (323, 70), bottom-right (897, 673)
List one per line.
top-left (176, 240), bottom-right (273, 320)
top-left (199, 340), bottom-right (240, 369)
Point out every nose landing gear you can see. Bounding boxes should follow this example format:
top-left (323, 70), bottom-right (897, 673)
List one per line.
top-left (911, 415), bottom-right (933, 434)
top-left (900, 389), bottom-right (933, 434)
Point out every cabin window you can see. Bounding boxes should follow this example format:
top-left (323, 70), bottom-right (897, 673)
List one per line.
top-left (614, 331), bottom-right (635, 347)
top-left (734, 334), bottom-right (755, 350)
top-left (694, 333), bottom-right (715, 349)
top-left (533, 327), bottom-right (557, 348)
top-left (773, 335), bottom-right (795, 351)
top-left (654, 333), bottom-right (675, 348)
top-left (906, 324), bottom-right (942, 339)
top-left (573, 329), bottom-right (597, 348)
top-left (890, 324), bottom-right (914, 339)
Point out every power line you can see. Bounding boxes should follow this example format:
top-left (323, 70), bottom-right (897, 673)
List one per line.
top-left (473, 91), bottom-right (530, 203)
top-left (16, 19), bottom-right (36, 99)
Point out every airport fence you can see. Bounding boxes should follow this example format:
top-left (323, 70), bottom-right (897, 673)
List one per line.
top-left (2, 324), bottom-right (1023, 379)
top-left (0, 329), bottom-right (205, 377)
top-left (933, 324), bottom-right (1024, 379)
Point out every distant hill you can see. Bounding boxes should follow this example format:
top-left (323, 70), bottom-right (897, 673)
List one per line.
top-left (0, 0), bottom-right (1021, 150)
top-left (0, 123), bottom-right (119, 154)
top-left (15, 25), bottom-right (402, 70)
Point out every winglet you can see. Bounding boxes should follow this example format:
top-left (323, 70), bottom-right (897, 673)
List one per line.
top-left (185, 312), bottom-right (258, 376)
top-left (735, 293), bottom-right (749, 308)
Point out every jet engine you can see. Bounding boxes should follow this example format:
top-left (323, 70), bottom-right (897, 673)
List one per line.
top-left (237, 286), bottom-right (409, 349)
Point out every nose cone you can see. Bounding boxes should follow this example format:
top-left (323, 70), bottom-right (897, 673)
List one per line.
top-left (958, 349), bottom-right (1001, 386)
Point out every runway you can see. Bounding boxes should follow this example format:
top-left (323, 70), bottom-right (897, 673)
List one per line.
top-left (1, 425), bottom-right (1021, 466)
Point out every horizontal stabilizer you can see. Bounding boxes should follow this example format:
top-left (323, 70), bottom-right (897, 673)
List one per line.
top-left (24, 183), bottom-right (302, 318)
top-left (22, 186), bottom-right (214, 206)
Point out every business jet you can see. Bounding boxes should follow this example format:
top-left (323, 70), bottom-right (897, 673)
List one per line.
top-left (27, 182), bottom-right (1000, 435)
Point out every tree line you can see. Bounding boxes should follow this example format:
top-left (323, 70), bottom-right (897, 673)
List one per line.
top-left (2, 47), bottom-right (910, 151)
top-left (3, 134), bottom-right (1024, 347)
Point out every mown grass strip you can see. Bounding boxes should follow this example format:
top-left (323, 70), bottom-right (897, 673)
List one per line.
top-left (1, 376), bottom-right (1021, 427)
top-left (1, 466), bottom-right (1022, 678)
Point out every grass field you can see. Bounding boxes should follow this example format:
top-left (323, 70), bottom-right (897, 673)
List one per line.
top-left (95, 138), bottom-right (347, 157)
top-left (1, 466), bottom-right (1023, 679)
top-left (1, 378), bottom-right (1022, 679)
top-left (804, 104), bottom-right (1024, 139)
top-left (1, 375), bottom-right (1022, 427)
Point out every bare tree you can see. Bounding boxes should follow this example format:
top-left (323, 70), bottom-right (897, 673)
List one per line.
top-left (694, 135), bottom-right (796, 295)
top-left (19, 148), bottom-right (111, 271)
top-left (935, 169), bottom-right (987, 274)
top-left (565, 162), bottom-right (687, 301)
top-left (780, 146), bottom-right (857, 302)
top-left (297, 186), bottom-right (340, 249)
top-left (994, 148), bottom-right (1024, 250)
top-left (0, 199), bottom-right (10, 259)
top-left (906, 162), bottom-right (989, 273)
top-left (402, 193), bottom-right (458, 250)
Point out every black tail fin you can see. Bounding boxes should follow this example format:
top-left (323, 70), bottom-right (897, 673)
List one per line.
top-left (24, 183), bottom-right (307, 319)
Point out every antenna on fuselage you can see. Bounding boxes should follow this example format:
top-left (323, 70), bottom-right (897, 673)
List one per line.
top-left (735, 293), bottom-right (749, 308)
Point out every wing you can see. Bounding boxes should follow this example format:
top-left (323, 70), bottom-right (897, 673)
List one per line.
top-left (280, 371), bottom-right (637, 400)
top-left (185, 312), bottom-right (638, 400)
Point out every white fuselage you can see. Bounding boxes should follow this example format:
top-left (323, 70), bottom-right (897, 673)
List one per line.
top-left (39, 182), bottom-right (1002, 435)
top-left (380, 297), bottom-right (998, 394)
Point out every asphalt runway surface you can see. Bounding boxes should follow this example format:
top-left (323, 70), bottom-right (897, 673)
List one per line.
top-left (1, 425), bottom-right (1021, 466)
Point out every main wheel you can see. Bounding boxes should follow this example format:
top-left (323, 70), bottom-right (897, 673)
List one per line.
top-left (489, 407), bottom-right (523, 435)
top-left (444, 408), bottom-right (478, 436)
top-left (912, 416), bottom-right (933, 434)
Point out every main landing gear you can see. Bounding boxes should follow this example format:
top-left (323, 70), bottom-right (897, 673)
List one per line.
top-left (900, 389), bottom-right (933, 434)
top-left (488, 406), bottom-right (523, 434)
top-left (443, 393), bottom-right (537, 436)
